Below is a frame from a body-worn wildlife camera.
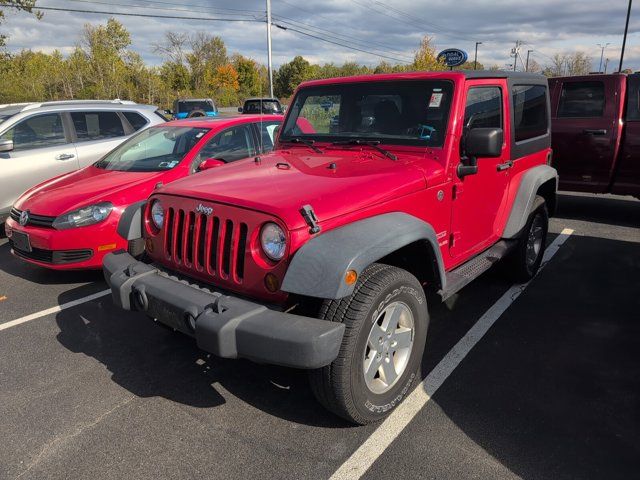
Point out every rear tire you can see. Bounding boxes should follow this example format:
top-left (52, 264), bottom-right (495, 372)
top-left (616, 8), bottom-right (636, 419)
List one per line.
top-left (309, 264), bottom-right (429, 425)
top-left (507, 196), bottom-right (549, 282)
top-left (187, 110), bottom-right (206, 118)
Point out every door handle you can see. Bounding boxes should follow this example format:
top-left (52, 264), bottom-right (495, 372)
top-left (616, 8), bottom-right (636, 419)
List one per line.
top-left (496, 161), bottom-right (513, 171)
top-left (55, 153), bottom-right (75, 160)
top-left (583, 129), bottom-right (607, 136)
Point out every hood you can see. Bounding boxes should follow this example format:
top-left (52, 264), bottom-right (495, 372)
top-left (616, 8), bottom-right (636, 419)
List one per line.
top-left (15, 166), bottom-right (170, 216)
top-left (157, 147), bottom-right (444, 230)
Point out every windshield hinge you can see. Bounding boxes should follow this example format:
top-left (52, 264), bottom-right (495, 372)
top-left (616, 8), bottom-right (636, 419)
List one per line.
top-left (300, 204), bottom-right (321, 234)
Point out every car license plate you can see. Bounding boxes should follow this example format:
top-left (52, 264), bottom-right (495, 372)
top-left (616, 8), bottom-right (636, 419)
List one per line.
top-left (11, 230), bottom-right (32, 252)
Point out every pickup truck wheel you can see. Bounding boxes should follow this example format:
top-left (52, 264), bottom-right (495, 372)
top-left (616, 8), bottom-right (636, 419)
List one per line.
top-left (509, 197), bottom-right (549, 282)
top-left (309, 263), bottom-right (428, 425)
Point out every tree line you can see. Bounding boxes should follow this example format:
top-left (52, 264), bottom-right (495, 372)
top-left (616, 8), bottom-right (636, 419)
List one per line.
top-left (0, 17), bottom-right (596, 109)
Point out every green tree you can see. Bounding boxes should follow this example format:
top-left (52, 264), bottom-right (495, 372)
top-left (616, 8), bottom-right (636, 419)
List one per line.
top-left (413, 36), bottom-right (447, 71)
top-left (274, 55), bottom-right (311, 98)
top-left (233, 54), bottom-right (261, 99)
top-left (187, 33), bottom-right (227, 92)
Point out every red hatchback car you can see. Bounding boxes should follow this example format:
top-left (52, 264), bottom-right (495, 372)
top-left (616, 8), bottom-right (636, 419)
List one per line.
top-left (5, 114), bottom-right (283, 269)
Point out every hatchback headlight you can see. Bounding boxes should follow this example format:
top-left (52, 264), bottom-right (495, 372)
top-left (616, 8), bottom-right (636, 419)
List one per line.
top-left (260, 222), bottom-right (286, 261)
top-left (53, 202), bottom-right (113, 230)
top-left (150, 200), bottom-right (164, 230)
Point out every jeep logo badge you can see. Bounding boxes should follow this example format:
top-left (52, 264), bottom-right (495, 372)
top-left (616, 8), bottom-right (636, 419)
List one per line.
top-left (195, 204), bottom-right (213, 216)
top-left (19, 210), bottom-right (29, 226)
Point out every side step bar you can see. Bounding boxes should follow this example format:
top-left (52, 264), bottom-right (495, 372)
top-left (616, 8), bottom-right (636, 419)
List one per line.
top-left (439, 240), bottom-right (516, 301)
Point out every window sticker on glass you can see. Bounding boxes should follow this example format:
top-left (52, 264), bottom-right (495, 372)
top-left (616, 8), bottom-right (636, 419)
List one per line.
top-left (195, 132), bottom-right (205, 139)
top-left (429, 93), bottom-right (444, 108)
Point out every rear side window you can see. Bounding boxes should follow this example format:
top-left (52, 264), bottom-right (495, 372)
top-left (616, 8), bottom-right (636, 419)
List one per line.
top-left (464, 87), bottom-right (502, 129)
top-left (71, 111), bottom-right (125, 142)
top-left (0, 113), bottom-right (67, 151)
top-left (626, 75), bottom-right (640, 121)
top-left (512, 85), bottom-right (548, 142)
top-left (122, 111), bottom-right (148, 131)
top-left (558, 81), bottom-right (605, 118)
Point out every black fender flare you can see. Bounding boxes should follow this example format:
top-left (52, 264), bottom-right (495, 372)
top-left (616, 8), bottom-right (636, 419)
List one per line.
top-left (281, 212), bottom-right (445, 300)
top-left (502, 165), bottom-right (557, 239)
top-left (117, 200), bottom-right (146, 241)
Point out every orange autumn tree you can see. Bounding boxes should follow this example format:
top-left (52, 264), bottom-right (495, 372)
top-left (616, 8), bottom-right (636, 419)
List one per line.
top-left (207, 63), bottom-right (239, 105)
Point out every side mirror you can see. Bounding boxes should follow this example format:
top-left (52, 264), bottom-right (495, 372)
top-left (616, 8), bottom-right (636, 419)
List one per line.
top-left (465, 128), bottom-right (503, 158)
top-left (0, 139), bottom-right (14, 152)
top-left (198, 158), bottom-right (225, 171)
top-left (458, 128), bottom-right (503, 178)
top-left (238, 107), bottom-right (243, 113)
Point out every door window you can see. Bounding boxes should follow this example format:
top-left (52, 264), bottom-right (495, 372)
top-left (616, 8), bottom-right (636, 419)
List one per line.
top-left (257, 121), bottom-right (281, 153)
top-left (464, 87), bottom-right (502, 129)
top-left (512, 85), bottom-right (548, 142)
top-left (0, 113), bottom-right (67, 151)
top-left (558, 81), bottom-right (605, 118)
top-left (194, 125), bottom-right (256, 165)
top-left (71, 111), bottom-right (126, 142)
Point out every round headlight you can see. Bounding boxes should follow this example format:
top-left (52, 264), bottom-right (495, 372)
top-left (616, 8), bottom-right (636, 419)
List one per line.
top-left (150, 200), bottom-right (164, 229)
top-left (260, 222), bottom-right (286, 261)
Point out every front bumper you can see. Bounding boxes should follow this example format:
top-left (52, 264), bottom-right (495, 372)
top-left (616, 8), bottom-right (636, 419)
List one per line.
top-left (103, 251), bottom-right (345, 369)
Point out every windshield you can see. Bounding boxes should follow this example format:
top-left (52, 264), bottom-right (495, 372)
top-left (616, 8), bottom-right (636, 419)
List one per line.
top-left (177, 100), bottom-right (215, 113)
top-left (95, 126), bottom-right (209, 172)
top-left (280, 80), bottom-right (453, 147)
top-left (244, 100), bottom-right (281, 113)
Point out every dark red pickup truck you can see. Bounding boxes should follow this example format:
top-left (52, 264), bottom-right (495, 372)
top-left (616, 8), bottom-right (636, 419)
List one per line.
top-left (549, 73), bottom-right (640, 198)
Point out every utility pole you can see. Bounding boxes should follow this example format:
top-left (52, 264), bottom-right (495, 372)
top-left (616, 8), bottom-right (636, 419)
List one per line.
top-left (525, 49), bottom-right (533, 71)
top-left (597, 43), bottom-right (610, 72)
top-left (511, 40), bottom-right (522, 71)
top-left (266, 0), bottom-right (274, 98)
top-left (474, 42), bottom-right (482, 70)
top-left (619, 0), bottom-right (632, 72)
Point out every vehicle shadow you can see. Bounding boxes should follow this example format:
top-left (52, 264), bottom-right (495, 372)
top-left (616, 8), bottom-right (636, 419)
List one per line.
top-left (556, 192), bottom-right (640, 228)
top-left (0, 240), bottom-right (103, 286)
top-left (54, 287), bottom-right (350, 428)
top-left (420, 234), bottom-right (640, 479)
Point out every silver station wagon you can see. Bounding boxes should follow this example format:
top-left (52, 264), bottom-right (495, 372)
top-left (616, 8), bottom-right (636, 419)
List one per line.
top-left (0, 100), bottom-right (166, 224)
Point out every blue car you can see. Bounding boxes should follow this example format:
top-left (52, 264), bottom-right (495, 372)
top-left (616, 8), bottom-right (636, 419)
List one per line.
top-left (173, 98), bottom-right (218, 119)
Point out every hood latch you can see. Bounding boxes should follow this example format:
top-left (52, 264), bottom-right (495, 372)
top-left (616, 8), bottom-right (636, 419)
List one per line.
top-left (300, 204), bottom-right (321, 234)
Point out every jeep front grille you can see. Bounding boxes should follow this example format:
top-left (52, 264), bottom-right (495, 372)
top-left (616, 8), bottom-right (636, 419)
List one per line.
top-left (164, 208), bottom-right (248, 283)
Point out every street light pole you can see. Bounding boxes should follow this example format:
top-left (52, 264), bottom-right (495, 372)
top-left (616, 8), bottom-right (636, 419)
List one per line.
top-left (619, 0), bottom-right (632, 72)
top-left (474, 42), bottom-right (482, 70)
top-left (526, 49), bottom-right (533, 71)
top-left (266, 0), bottom-right (274, 98)
top-left (597, 43), bottom-right (610, 72)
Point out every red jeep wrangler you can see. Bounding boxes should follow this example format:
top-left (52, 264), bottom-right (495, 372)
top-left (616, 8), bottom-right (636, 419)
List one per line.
top-left (104, 71), bottom-right (557, 424)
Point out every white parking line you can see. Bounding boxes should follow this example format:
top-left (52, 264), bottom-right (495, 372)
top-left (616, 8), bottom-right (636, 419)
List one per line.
top-left (330, 228), bottom-right (575, 480)
top-left (0, 289), bottom-right (111, 332)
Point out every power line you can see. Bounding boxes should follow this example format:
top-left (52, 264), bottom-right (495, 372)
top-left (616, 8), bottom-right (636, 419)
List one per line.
top-left (272, 14), bottom-right (413, 62)
top-left (273, 24), bottom-right (411, 64)
top-left (1, 3), bottom-right (262, 23)
top-left (274, 0), bottom-right (413, 60)
top-left (60, 0), bottom-right (258, 20)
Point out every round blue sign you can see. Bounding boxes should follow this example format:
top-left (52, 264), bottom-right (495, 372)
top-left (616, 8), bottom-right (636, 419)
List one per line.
top-left (437, 49), bottom-right (468, 67)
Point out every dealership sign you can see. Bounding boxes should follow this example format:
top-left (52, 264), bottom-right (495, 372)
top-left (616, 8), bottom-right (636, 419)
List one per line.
top-left (437, 49), bottom-right (468, 67)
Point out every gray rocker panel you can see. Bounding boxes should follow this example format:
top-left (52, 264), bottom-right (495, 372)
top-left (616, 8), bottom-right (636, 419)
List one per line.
top-left (502, 164), bottom-right (557, 238)
top-left (281, 212), bottom-right (445, 300)
top-left (117, 200), bottom-right (146, 240)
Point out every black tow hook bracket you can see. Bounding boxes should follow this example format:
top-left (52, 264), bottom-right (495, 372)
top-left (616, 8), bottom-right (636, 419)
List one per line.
top-left (300, 204), bottom-right (321, 234)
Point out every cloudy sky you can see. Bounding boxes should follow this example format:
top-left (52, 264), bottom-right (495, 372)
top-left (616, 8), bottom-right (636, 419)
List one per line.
top-left (2, 0), bottom-right (640, 72)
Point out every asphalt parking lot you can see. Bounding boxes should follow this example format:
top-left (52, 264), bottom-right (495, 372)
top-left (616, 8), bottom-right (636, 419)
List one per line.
top-left (1, 192), bottom-right (638, 480)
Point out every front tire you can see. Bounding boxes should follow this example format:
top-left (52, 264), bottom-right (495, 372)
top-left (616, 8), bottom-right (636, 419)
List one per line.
top-left (309, 264), bottom-right (429, 425)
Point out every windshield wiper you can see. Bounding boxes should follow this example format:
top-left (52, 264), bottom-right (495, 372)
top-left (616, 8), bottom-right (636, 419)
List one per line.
top-left (280, 137), bottom-right (323, 154)
top-left (331, 139), bottom-right (397, 161)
